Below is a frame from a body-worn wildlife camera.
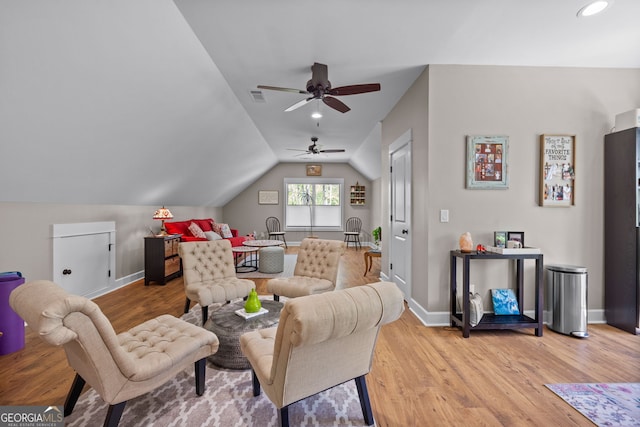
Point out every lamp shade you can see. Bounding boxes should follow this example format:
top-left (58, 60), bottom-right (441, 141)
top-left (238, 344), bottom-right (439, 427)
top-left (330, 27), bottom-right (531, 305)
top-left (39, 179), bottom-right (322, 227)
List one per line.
top-left (153, 207), bottom-right (173, 220)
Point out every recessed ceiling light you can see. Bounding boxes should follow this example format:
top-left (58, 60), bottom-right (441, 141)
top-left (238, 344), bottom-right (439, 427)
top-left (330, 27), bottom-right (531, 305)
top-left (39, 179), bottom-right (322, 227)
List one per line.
top-left (311, 111), bottom-right (322, 119)
top-left (577, 1), bottom-right (611, 17)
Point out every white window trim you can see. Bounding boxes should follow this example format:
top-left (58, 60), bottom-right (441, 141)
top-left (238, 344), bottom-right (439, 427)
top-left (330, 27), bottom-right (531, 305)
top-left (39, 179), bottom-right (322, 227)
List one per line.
top-left (283, 177), bottom-right (344, 232)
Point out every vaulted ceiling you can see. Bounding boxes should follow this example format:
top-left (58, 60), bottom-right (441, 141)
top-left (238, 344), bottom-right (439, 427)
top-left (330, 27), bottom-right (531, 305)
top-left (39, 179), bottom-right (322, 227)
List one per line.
top-left (2, 1), bottom-right (639, 207)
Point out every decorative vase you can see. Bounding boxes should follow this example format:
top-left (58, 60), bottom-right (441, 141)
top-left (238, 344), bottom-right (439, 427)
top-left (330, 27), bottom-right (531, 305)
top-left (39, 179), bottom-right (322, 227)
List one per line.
top-left (244, 289), bottom-right (261, 313)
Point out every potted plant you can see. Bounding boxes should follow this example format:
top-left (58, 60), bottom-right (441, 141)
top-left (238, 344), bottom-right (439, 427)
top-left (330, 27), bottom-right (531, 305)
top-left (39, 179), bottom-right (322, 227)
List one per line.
top-left (372, 226), bottom-right (381, 249)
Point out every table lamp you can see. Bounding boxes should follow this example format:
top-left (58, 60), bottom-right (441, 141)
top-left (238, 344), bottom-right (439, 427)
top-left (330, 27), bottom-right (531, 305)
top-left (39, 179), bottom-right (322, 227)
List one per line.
top-left (153, 206), bottom-right (173, 236)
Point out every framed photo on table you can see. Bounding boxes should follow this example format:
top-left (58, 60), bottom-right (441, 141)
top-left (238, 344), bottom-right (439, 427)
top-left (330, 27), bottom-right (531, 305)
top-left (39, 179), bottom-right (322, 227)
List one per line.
top-left (540, 134), bottom-right (575, 207)
top-left (507, 231), bottom-right (524, 246)
top-left (466, 135), bottom-right (509, 189)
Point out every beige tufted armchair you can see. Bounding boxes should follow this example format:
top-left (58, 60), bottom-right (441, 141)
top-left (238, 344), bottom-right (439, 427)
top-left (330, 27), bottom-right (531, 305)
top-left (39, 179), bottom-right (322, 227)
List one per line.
top-left (179, 239), bottom-right (255, 324)
top-left (267, 238), bottom-right (346, 301)
top-left (240, 281), bottom-right (405, 427)
top-left (9, 280), bottom-right (219, 427)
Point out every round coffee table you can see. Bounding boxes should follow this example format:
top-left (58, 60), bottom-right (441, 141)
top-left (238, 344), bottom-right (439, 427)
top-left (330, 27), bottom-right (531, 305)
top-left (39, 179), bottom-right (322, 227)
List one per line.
top-left (243, 239), bottom-right (285, 248)
top-left (203, 299), bottom-right (283, 369)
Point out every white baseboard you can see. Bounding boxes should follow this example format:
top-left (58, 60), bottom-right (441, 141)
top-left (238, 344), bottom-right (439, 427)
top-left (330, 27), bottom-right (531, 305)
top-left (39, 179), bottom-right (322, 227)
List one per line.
top-left (410, 307), bottom-right (607, 327)
top-left (84, 271), bottom-right (144, 300)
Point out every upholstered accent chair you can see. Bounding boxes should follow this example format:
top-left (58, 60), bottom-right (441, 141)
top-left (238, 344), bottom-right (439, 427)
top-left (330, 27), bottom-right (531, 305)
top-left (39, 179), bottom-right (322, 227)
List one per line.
top-left (9, 280), bottom-right (219, 427)
top-left (343, 216), bottom-right (362, 249)
top-left (240, 281), bottom-right (405, 427)
top-left (265, 216), bottom-right (287, 248)
top-left (179, 239), bottom-right (255, 324)
top-left (266, 238), bottom-right (346, 301)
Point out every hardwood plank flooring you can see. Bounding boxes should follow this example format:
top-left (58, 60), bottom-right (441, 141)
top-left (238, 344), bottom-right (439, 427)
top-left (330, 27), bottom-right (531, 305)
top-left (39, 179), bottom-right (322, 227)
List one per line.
top-left (1, 246), bottom-right (639, 426)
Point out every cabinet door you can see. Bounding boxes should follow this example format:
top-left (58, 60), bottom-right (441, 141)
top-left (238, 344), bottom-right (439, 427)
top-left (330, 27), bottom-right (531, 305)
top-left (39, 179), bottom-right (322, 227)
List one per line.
top-left (604, 128), bottom-right (640, 334)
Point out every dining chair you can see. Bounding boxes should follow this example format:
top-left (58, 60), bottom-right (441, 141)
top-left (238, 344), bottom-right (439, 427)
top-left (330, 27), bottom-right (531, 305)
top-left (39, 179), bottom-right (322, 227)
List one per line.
top-left (265, 216), bottom-right (287, 248)
top-left (344, 217), bottom-right (362, 250)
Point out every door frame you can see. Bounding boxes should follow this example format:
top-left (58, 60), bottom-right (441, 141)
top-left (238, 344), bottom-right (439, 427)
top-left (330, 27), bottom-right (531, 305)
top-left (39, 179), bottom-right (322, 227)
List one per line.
top-left (388, 129), bottom-right (412, 301)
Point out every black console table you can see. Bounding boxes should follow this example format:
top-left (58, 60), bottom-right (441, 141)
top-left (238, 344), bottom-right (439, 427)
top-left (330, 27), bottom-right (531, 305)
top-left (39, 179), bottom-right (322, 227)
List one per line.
top-left (449, 250), bottom-right (543, 338)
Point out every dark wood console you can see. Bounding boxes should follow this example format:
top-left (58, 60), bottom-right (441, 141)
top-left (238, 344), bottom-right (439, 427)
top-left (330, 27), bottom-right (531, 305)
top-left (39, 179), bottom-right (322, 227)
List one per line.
top-left (144, 235), bottom-right (182, 286)
top-left (449, 250), bottom-right (543, 338)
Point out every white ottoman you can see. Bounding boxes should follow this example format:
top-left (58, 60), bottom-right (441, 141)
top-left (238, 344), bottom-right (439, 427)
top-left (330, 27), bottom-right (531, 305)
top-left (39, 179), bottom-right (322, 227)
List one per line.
top-left (259, 246), bottom-right (285, 273)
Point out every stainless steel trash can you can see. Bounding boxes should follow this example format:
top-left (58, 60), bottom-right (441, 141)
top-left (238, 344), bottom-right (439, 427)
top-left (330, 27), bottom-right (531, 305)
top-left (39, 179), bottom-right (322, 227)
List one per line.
top-left (545, 264), bottom-right (588, 338)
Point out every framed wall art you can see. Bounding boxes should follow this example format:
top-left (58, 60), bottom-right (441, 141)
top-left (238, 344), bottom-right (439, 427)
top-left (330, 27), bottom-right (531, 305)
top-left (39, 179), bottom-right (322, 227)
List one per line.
top-left (540, 134), bottom-right (575, 207)
top-left (258, 190), bottom-right (279, 205)
top-left (306, 164), bottom-right (322, 176)
top-left (466, 135), bottom-right (509, 189)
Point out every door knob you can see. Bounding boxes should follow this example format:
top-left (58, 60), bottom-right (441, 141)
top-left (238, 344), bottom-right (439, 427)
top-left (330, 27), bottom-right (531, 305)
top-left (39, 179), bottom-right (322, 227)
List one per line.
top-left (62, 269), bottom-right (72, 275)
top-left (402, 229), bottom-right (409, 234)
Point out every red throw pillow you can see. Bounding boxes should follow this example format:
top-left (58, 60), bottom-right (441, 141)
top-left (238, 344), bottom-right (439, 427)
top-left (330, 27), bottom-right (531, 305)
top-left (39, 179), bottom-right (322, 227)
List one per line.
top-left (192, 219), bottom-right (214, 232)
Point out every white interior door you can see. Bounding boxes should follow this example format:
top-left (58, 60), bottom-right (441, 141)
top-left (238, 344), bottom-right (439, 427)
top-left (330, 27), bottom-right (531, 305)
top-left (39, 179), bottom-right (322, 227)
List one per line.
top-left (53, 222), bottom-right (115, 298)
top-left (56, 233), bottom-right (111, 296)
top-left (389, 130), bottom-right (412, 300)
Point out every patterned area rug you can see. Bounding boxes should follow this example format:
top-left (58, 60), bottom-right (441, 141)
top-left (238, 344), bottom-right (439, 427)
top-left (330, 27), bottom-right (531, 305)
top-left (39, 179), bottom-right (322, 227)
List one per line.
top-left (64, 302), bottom-right (367, 427)
top-left (545, 383), bottom-right (640, 426)
top-left (236, 254), bottom-right (297, 279)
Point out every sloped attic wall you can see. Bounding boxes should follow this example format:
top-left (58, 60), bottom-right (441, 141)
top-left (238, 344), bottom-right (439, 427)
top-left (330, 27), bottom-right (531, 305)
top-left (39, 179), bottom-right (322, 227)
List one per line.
top-left (0, 0), bottom-right (276, 207)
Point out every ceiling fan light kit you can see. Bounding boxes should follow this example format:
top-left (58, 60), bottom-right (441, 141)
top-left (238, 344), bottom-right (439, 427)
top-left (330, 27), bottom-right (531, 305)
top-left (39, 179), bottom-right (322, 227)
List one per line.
top-left (577, 0), bottom-right (612, 17)
top-left (258, 62), bottom-right (381, 114)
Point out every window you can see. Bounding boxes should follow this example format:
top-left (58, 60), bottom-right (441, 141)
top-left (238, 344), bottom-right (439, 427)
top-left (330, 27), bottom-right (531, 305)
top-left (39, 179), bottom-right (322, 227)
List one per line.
top-left (284, 178), bottom-right (344, 232)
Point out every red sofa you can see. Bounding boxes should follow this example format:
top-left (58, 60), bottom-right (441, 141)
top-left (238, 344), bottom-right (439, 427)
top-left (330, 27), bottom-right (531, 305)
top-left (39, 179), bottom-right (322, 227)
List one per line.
top-left (163, 218), bottom-right (246, 247)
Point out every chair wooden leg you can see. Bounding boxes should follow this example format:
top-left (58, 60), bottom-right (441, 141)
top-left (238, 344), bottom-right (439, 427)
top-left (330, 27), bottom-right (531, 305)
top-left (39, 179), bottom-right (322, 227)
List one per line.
top-left (251, 369), bottom-right (261, 397)
top-left (282, 235), bottom-right (288, 248)
top-left (278, 405), bottom-right (290, 427)
top-left (104, 402), bottom-right (126, 427)
top-left (195, 358), bottom-right (206, 396)
top-left (355, 375), bottom-right (374, 426)
top-left (184, 297), bottom-right (191, 313)
top-left (201, 306), bottom-right (209, 325)
top-left (63, 373), bottom-right (86, 416)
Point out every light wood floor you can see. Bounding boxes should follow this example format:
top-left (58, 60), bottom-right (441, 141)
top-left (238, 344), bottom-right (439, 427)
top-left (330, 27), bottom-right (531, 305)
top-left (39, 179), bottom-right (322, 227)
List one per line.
top-left (1, 247), bottom-right (639, 426)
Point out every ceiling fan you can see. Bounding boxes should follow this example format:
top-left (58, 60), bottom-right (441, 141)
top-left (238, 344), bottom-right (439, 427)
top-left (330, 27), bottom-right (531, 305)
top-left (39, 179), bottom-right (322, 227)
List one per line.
top-left (288, 136), bottom-right (346, 157)
top-left (258, 62), bottom-right (381, 113)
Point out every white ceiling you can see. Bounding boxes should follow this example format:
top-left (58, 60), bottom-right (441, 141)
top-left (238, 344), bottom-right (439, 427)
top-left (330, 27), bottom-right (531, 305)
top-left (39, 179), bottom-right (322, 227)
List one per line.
top-left (175, 0), bottom-right (640, 177)
top-left (1, 0), bottom-right (639, 207)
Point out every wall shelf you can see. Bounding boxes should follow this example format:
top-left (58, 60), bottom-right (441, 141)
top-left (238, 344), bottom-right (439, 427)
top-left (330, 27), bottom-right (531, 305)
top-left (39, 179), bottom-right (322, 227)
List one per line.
top-left (350, 184), bottom-right (366, 206)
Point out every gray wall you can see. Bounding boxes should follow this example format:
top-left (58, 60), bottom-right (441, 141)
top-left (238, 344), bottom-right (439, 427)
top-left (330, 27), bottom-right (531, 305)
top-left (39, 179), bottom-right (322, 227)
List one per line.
top-left (382, 64), bottom-right (640, 320)
top-left (0, 203), bottom-right (222, 282)
top-left (223, 162), bottom-right (372, 242)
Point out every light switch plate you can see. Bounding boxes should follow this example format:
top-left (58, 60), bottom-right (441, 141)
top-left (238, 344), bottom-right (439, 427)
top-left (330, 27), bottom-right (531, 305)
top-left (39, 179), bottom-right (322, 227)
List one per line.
top-left (440, 209), bottom-right (449, 223)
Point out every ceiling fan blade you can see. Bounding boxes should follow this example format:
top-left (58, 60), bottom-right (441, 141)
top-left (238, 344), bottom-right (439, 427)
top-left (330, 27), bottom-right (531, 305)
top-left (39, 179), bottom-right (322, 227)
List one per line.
top-left (257, 85), bottom-right (309, 95)
top-left (319, 149), bottom-right (346, 153)
top-left (323, 96), bottom-right (350, 113)
top-left (310, 62), bottom-right (329, 87)
top-left (286, 148), bottom-right (309, 152)
top-left (285, 97), bottom-right (314, 112)
top-left (329, 83), bottom-right (381, 96)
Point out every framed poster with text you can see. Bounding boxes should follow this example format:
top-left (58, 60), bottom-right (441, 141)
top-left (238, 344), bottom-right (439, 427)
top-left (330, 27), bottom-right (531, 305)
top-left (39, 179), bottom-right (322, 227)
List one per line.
top-left (539, 134), bottom-right (575, 207)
